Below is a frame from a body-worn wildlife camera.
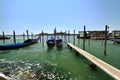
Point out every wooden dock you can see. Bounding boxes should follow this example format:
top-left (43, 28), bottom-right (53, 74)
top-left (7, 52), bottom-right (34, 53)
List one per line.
top-left (67, 43), bottom-right (120, 80)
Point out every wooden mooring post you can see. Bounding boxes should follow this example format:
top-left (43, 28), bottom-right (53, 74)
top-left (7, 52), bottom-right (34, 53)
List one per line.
top-left (54, 28), bottom-right (56, 46)
top-left (31, 32), bottom-right (33, 39)
top-left (26, 30), bottom-right (29, 39)
top-left (61, 31), bottom-right (63, 39)
top-left (42, 30), bottom-right (44, 47)
top-left (64, 31), bottom-right (67, 43)
top-left (64, 31), bottom-right (66, 42)
top-left (78, 31), bottom-right (80, 45)
top-left (39, 35), bottom-right (41, 43)
top-left (104, 25), bottom-right (109, 56)
top-left (73, 30), bottom-right (75, 45)
top-left (23, 33), bottom-right (25, 41)
top-left (65, 31), bottom-right (67, 42)
top-left (47, 34), bottom-right (48, 41)
top-left (13, 30), bottom-right (16, 43)
top-left (68, 30), bottom-right (70, 43)
top-left (2, 31), bottom-right (5, 43)
top-left (83, 26), bottom-right (86, 50)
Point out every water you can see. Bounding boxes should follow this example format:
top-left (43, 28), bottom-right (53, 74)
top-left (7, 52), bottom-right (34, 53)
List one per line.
top-left (0, 35), bottom-right (119, 80)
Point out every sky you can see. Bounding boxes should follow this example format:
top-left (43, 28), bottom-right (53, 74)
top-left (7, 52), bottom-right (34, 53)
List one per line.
top-left (0, 0), bottom-right (120, 34)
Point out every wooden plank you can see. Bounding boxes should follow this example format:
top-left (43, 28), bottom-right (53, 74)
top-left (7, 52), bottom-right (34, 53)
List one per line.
top-left (67, 43), bottom-right (120, 80)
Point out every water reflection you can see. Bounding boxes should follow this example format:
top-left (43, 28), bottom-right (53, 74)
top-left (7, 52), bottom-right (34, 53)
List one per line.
top-left (56, 46), bottom-right (63, 51)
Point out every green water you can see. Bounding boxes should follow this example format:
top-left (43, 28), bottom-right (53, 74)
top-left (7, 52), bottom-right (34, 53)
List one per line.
top-left (0, 36), bottom-right (119, 80)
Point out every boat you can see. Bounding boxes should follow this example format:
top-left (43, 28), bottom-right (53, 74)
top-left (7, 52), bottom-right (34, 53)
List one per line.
top-left (56, 36), bottom-right (63, 47)
top-left (0, 37), bottom-right (40, 50)
top-left (109, 37), bottom-right (120, 43)
top-left (47, 36), bottom-right (63, 47)
top-left (113, 38), bottom-right (120, 43)
top-left (46, 36), bottom-right (55, 47)
top-left (0, 36), bottom-right (10, 40)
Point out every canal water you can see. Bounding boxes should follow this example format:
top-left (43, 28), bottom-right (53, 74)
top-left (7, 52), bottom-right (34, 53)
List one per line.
top-left (0, 35), bottom-right (119, 80)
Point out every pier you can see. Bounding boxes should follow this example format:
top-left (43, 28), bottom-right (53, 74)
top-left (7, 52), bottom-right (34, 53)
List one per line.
top-left (67, 43), bottom-right (120, 80)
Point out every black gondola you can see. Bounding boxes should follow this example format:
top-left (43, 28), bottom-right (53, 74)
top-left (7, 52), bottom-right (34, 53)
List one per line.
top-left (0, 37), bottom-right (39, 50)
top-left (46, 36), bottom-right (55, 47)
top-left (56, 37), bottom-right (63, 47)
top-left (47, 36), bottom-right (63, 47)
top-left (0, 36), bottom-right (10, 40)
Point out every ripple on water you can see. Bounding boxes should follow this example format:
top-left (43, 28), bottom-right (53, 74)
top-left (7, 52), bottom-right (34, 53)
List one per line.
top-left (0, 59), bottom-right (75, 80)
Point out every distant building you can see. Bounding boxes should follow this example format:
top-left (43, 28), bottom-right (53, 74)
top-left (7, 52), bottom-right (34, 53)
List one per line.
top-left (56, 31), bottom-right (66, 35)
top-left (77, 31), bottom-right (89, 39)
top-left (77, 30), bottom-right (109, 40)
top-left (90, 30), bottom-right (108, 40)
top-left (77, 31), bottom-right (84, 38)
top-left (112, 30), bottom-right (120, 38)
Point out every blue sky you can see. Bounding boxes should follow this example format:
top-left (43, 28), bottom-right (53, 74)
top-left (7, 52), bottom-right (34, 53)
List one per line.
top-left (0, 0), bottom-right (120, 34)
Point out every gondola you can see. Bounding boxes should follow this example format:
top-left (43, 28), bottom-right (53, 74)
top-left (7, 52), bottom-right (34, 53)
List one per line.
top-left (113, 38), bottom-right (120, 43)
top-left (56, 37), bottom-right (63, 47)
top-left (47, 36), bottom-right (63, 47)
top-left (46, 36), bottom-right (55, 47)
top-left (109, 38), bottom-right (120, 43)
top-left (0, 36), bottom-right (10, 40)
top-left (0, 37), bottom-right (39, 50)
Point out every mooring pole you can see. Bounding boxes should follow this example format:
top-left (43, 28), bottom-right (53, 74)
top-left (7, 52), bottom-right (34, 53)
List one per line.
top-left (23, 33), bottom-right (25, 41)
top-left (64, 31), bottom-right (67, 43)
top-left (104, 25), bottom-right (109, 56)
top-left (2, 31), bottom-right (5, 43)
top-left (88, 31), bottom-right (90, 46)
top-left (13, 30), bottom-right (16, 43)
top-left (83, 26), bottom-right (86, 50)
top-left (26, 30), bottom-right (29, 39)
top-left (64, 31), bottom-right (66, 42)
top-left (61, 31), bottom-right (63, 39)
top-left (47, 34), bottom-right (48, 41)
top-left (42, 30), bottom-right (44, 47)
top-left (68, 30), bottom-right (70, 43)
top-left (54, 28), bottom-right (56, 46)
top-left (73, 30), bottom-right (75, 45)
top-left (39, 34), bottom-right (41, 43)
top-left (31, 32), bottom-right (33, 39)
top-left (65, 31), bottom-right (67, 43)
top-left (78, 31), bottom-right (80, 45)
top-left (79, 32), bottom-right (81, 44)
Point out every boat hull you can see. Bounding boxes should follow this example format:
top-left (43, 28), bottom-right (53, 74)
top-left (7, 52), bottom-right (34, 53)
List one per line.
top-left (47, 40), bottom-right (55, 47)
top-left (56, 39), bottom-right (63, 47)
top-left (0, 37), bottom-right (39, 50)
